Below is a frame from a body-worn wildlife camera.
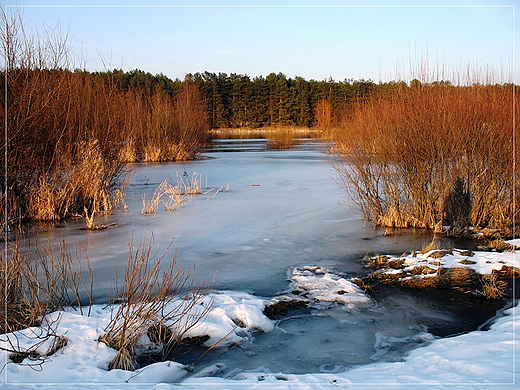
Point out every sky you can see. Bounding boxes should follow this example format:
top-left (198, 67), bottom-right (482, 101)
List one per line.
top-left (3, 0), bottom-right (519, 83)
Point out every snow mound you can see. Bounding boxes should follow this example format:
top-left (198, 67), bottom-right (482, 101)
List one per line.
top-left (183, 291), bottom-right (275, 347)
top-left (384, 246), bottom-right (519, 277)
top-left (289, 266), bottom-right (373, 310)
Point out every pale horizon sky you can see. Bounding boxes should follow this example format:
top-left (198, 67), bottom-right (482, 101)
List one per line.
top-left (4, 0), bottom-right (519, 84)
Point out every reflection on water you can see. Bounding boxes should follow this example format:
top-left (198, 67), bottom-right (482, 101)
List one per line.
top-left (17, 138), bottom-right (502, 375)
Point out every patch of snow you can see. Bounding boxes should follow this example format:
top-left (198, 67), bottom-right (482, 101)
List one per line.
top-left (289, 266), bottom-right (373, 310)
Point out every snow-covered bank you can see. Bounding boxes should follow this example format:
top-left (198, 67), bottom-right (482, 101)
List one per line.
top-left (1, 246), bottom-right (518, 389)
top-left (182, 301), bottom-right (517, 389)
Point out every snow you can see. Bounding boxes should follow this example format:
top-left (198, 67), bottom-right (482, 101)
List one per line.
top-left (289, 266), bottom-right (373, 310)
top-left (371, 243), bottom-right (519, 283)
top-left (1, 247), bottom-right (518, 389)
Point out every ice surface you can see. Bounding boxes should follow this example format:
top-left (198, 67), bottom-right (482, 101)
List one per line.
top-left (19, 140), bottom-right (432, 302)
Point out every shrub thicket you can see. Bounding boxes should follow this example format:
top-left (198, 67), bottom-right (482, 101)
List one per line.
top-left (334, 79), bottom-right (518, 236)
top-left (0, 9), bottom-right (209, 224)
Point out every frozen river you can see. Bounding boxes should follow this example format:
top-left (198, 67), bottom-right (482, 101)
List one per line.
top-left (20, 138), bottom-right (502, 375)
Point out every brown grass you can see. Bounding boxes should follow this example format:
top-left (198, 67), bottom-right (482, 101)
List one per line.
top-left (266, 126), bottom-right (305, 149)
top-left (485, 239), bottom-right (517, 252)
top-left (141, 173), bottom-right (205, 214)
top-left (1, 234), bottom-right (93, 334)
top-left (360, 256), bottom-right (508, 299)
top-left (477, 273), bottom-right (507, 300)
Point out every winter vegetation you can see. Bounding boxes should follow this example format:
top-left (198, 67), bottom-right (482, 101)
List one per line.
top-left (332, 71), bottom-right (518, 238)
top-left (0, 242), bottom-right (518, 388)
top-left (0, 232), bottom-right (214, 371)
top-left (0, 9), bottom-right (209, 225)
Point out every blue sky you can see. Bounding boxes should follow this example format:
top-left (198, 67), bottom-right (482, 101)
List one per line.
top-left (4, 1), bottom-right (518, 83)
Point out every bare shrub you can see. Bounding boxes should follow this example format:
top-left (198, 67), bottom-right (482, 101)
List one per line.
top-left (314, 98), bottom-right (334, 137)
top-left (1, 314), bottom-right (68, 369)
top-left (100, 234), bottom-right (213, 371)
top-left (0, 9), bottom-right (209, 226)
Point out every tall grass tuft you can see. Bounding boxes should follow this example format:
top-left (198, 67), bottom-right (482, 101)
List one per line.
top-left (333, 69), bottom-right (518, 236)
top-left (266, 125), bottom-right (305, 149)
top-left (1, 234), bottom-right (93, 334)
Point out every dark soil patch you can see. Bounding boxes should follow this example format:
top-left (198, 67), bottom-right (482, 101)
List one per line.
top-left (263, 299), bottom-right (310, 320)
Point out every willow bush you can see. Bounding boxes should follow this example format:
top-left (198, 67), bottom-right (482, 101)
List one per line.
top-left (334, 80), bottom-right (519, 236)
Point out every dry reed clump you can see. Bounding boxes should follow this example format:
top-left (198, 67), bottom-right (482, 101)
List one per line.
top-left (364, 254), bottom-right (405, 270)
top-left (362, 265), bottom-right (508, 299)
top-left (495, 265), bottom-right (520, 278)
top-left (360, 245), bottom-right (509, 299)
top-left (421, 239), bottom-right (454, 254)
top-left (99, 234), bottom-right (213, 371)
top-left (483, 239), bottom-right (517, 252)
top-left (141, 173), bottom-right (205, 214)
top-left (437, 267), bottom-right (479, 289)
top-left (476, 273), bottom-right (507, 300)
top-left (333, 73), bottom-right (519, 236)
top-left (399, 275), bottom-right (439, 289)
top-left (176, 171), bottom-right (202, 195)
top-left (26, 139), bottom-right (125, 221)
top-left (142, 180), bottom-right (186, 214)
top-left (266, 126), bottom-right (305, 149)
top-left (408, 265), bottom-right (437, 275)
top-left (143, 145), bottom-right (163, 163)
top-left (364, 254), bottom-right (389, 269)
top-left (363, 270), bottom-right (406, 284)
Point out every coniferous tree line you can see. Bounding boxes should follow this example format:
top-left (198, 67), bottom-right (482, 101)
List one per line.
top-left (189, 72), bottom-right (377, 128)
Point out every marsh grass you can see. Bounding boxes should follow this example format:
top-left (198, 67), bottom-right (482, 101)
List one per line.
top-left (141, 173), bottom-right (206, 214)
top-left (176, 171), bottom-right (202, 195)
top-left (142, 180), bottom-right (186, 214)
top-left (477, 273), bottom-right (507, 300)
top-left (361, 252), bottom-right (510, 299)
top-left (1, 9), bottom-right (209, 226)
top-left (484, 239), bottom-right (517, 252)
top-left (1, 234), bottom-right (93, 334)
top-left (266, 126), bottom-right (305, 149)
top-left (1, 232), bottom-right (214, 370)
